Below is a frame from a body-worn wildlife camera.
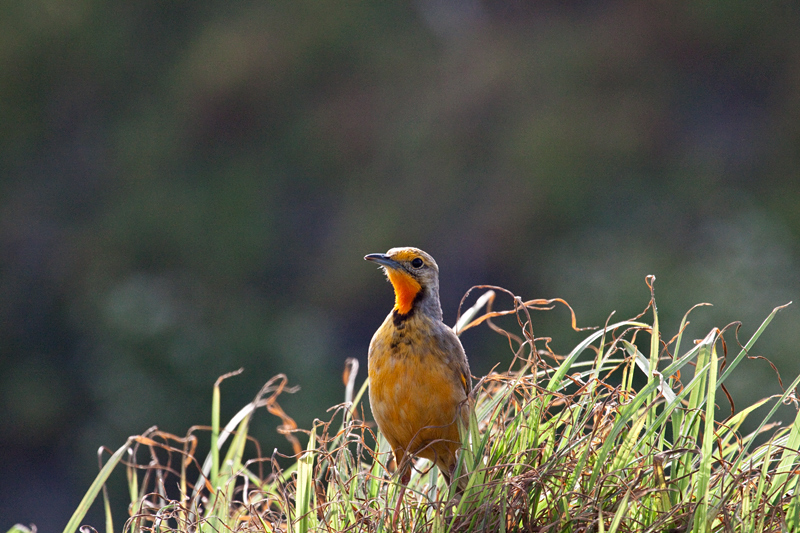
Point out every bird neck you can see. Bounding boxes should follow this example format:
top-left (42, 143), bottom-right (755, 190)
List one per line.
top-left (386, 270), bottom-right (443, 323)
top-left (386, 269), bottom-right (422, 315)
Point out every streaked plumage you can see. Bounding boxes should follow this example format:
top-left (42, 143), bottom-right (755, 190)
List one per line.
top-left (365, 247), bottom-right (471, 485)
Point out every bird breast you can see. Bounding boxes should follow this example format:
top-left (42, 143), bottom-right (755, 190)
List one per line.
top-left (367, 313), bottom-right (466, 447)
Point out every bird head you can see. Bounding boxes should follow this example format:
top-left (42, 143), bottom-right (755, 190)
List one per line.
top-left (365, 247), bottom-right (441, 317)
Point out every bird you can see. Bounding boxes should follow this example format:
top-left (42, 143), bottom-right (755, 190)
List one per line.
top-left (365, 247), bottom-right (472, 487)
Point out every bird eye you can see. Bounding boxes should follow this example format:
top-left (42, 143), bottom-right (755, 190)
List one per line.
top-left (410, 258), bottom-right (424, 268)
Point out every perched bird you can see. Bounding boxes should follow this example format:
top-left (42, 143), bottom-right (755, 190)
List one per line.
top-left (365, 247), bottom-right (472, 486)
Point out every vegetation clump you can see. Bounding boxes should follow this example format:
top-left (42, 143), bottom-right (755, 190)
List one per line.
top-left (30, 279), bottom-right (800, 533)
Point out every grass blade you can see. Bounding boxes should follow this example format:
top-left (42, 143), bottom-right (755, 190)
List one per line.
top-left (63, 437), bottom-right (135, 533)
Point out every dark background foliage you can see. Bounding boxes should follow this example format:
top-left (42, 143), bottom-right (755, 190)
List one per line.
top-left (2, 1), bottom-right (799, 529)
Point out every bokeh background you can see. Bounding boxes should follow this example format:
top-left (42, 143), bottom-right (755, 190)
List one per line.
top-left (3, 1), bottom-right (800, 529)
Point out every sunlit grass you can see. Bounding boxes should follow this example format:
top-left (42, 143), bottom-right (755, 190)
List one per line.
top-left (20, 279), bottom-right (800, 533)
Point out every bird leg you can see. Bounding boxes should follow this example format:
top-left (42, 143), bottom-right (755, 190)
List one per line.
top-left (391, 448), bottom-right (410, 529)
top-left (391, 484), bottom-right (407, 530)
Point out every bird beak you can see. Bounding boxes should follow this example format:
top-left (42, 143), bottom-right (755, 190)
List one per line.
top-left (364, 253), bottom-right (400, 270)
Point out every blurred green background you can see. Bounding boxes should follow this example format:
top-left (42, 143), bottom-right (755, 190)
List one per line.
top-left (2, 1), bottom-right (800, 529)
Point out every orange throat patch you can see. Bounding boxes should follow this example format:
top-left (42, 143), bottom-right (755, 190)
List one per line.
top-left (385, 268), bottom-right (422, 315)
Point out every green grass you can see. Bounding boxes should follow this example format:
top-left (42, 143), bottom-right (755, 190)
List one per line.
top-left (16, 281), bottom-right (800, 533)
